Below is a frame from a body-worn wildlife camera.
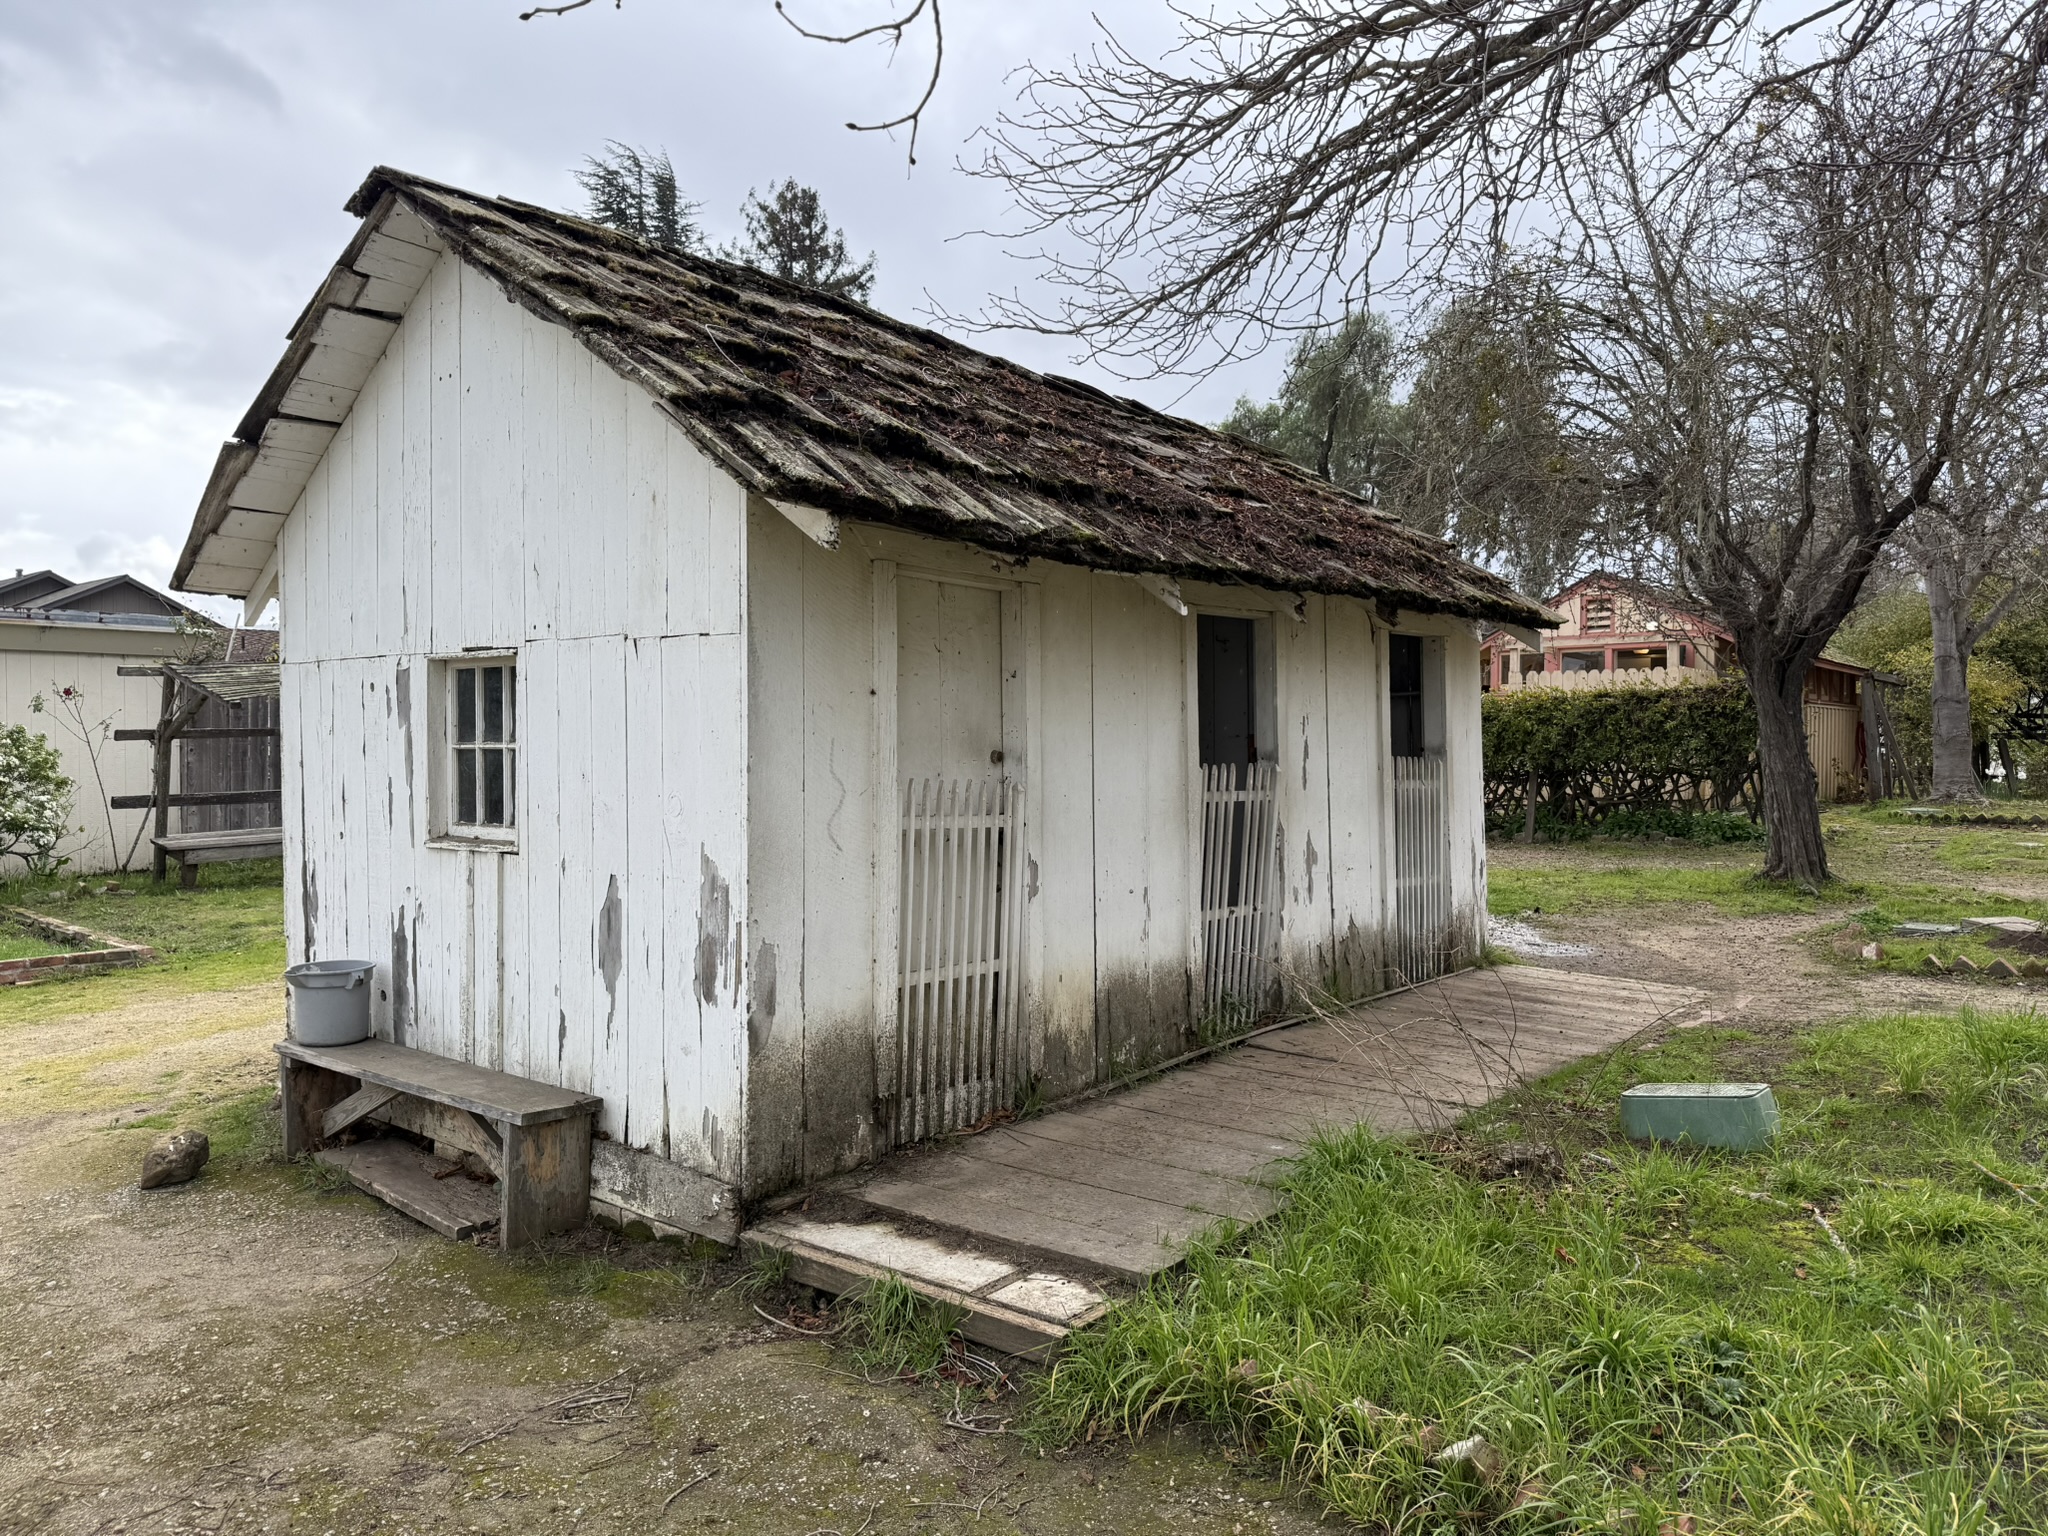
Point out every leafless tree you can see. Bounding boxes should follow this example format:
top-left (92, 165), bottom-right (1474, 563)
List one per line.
top-left (1479, 7), bottom-right (2048, 885)
top-left (963, 1), bottom-right (2013, 368)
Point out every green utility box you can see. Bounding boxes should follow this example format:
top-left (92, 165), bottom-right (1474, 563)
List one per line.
top-left (1620, 1082), bottom-right (1779, 1151)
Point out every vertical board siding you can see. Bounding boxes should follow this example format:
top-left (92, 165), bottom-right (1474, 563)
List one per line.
top-left (178, 697), bottom-right (283, 835)
top-left (1274, 596), bottom-right (1337, 986)
top-left (0, 645), bottom-right (185, 874)
top-left (1321, 600), bottom-right (1383, 994)
top-left (1032, 566), bottom-right (1098, 1098)
top-left (280, 247), bottom-right (1491, 1205)
top-left (1087, 573), bottom-right (1194, 1073)
top-left (279, 250), bottom-right (748, 1188)
top-left (1441, 630), bottom-right (1489, 964)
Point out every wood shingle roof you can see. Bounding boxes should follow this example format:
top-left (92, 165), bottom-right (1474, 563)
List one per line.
top-left (179, 166), bottom-right (1549, 629)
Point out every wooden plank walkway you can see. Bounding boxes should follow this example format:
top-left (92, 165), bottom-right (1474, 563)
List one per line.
top-left (848, 964), bottom-right (1709, 1282)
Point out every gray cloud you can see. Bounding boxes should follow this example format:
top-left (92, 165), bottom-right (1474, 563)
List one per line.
top-left (0, 1), bottom-right (1288, 604)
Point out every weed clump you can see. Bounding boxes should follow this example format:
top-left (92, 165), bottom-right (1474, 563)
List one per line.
top-left (843, 1276), bottom-right (965, 1382)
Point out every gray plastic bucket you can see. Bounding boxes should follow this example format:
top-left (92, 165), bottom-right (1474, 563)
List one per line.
top-left (285, 960), bottom-right (376, 1046)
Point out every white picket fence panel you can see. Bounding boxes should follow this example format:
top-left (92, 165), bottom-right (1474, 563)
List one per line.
top-left (1392, 754), bottom-right (1452, 985)
top-left (894, 777), bottom-right (1026, 1144)
top-left (1199, 760), bottom-right (1283, 1026)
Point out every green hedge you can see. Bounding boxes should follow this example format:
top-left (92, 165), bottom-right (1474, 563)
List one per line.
top-left (1482, 682), bottom-right (1760, 837)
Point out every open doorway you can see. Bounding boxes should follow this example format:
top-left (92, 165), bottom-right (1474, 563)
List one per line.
top-left (1195, 614), bottom-right (1281, 1028)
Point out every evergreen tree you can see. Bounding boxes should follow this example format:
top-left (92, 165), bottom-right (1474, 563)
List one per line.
top-left (728, 180), bottom-right (875, 302)
top-left (576, 143), bottom-right (702, 252)
top-left (1219, 313), bottom-right (1405, 505)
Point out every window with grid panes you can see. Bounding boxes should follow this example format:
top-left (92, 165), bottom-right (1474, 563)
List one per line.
top-left (450, 660), bottom-right (516, 831)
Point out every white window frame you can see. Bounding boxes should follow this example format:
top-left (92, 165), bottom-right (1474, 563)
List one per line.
top-left (427, 652), bottom-right (520, 850)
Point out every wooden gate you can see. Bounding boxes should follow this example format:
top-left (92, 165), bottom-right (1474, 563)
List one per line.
top-left (1199, 760), bottom-right (1283, 1028)
top-left (893, 776), bottom-right (1027, 1144)
top-left (1392, 754), bottom-right (1452, 984)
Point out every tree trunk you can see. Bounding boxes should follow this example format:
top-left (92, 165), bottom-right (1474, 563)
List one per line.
top-left (1925, 573), bottom-right (1984, 803)
top-left (1753, 671), bottom-right (1829, 887)
top-left (1996, 737), bottom-right (2018, 796)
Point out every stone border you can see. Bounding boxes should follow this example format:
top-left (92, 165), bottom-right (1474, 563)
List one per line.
top-left (1896, 807), bottom-right (2048, 828)
top-left (0, 907), bottom-right (155, 984)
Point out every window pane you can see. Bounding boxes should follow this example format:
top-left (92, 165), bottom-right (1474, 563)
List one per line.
top-left (456, 668), bottom-right (477, 744)
top-left (507, 751), bottom-right (517, 827)
top-left (456, 747), bottom-right (478, 824)
top-left (504, 666), bottom-right (516, 744)
top-left (482, 666), bottom-right (504, 744)
top-left (482, 748), bottom-right (505, 825)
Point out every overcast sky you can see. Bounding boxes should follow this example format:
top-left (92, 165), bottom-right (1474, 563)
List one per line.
top-left (0, 1), bottom-right (1300, 620)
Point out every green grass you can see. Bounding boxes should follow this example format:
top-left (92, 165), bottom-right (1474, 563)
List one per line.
top-left (1490, 807), bottom-right (2048, 932)
top-left (0, 860), bottom-right (284, 1024)
top-left (843, 1274), bottom-right (967, 1381)
top-left (1488, 861), bottom-right (1829, 917)
top-left (0, 923), bottom-right (98, 960)
top-left (1036, 1007), bottom-right (2048, 1532)
top-left (1934, 832), bottom-right (2048, 877)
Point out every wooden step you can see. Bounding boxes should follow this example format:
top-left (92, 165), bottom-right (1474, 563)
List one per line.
top-left (744, 1214), bottom-right (1111, 1362)
top-left (318, 1137), bottom-right (500, 1241)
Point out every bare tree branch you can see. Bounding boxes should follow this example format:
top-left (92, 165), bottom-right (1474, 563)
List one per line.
top-left (775, 0), bottom-right (945, 162)
top-left (953, 0), bottom-right (2044, 371)
top-left (520, 0), bottom-right (610, 21)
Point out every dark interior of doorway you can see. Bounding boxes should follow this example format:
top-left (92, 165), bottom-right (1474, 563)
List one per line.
top-left (1390, 634), bottom-right (1424, 758)
top-left (1198, 615), bottom-right (1256, 766)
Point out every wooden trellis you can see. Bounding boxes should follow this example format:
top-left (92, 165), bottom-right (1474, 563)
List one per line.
top-left (113, 661), bottom-right (282, 883)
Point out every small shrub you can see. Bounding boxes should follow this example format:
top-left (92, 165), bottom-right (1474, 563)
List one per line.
top-left (0, 723), bottom-right (73, 876)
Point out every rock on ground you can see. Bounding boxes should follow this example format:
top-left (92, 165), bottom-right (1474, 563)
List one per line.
top-left (139, 1130), bottom-right (210, 1190)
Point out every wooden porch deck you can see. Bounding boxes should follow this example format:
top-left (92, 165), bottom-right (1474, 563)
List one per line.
top-left (749, 963), bottom-right (1710, 1356)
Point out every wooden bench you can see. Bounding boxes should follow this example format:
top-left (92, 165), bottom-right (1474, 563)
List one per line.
top-left (276, 1037), bottom-right (601, 1249)
top-left (153, 828), bottom-right (285, 888)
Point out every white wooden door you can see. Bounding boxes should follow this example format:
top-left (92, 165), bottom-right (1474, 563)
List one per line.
top-left (893, 577), bottom-right (1025, 1142)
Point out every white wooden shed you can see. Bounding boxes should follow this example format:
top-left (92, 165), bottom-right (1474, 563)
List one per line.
top-left (173, 169), bottom-right (1550, 1241)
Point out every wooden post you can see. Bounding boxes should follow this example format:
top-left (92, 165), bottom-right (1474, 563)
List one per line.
top-left (499, 1116), bottom-right (594, 1250)
top-left (1520, 770), bottom-right (1539, 843)
top-left (148, 673), bottom-right (211, 883)
top-left (151, 674), bottom-right (176, 882)
top-left (278, 1058), bottom-right (354, 1159)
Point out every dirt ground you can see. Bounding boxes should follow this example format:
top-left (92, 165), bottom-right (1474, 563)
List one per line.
top-left (5, 819), bottom-right (2039, 1535)
top-left (1485, 816), bottom-right (2047, 1028)
top-left (0, 982), bottom-right (1319, 1536)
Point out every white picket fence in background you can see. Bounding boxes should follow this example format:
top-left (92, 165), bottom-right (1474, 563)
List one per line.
top-left (1392, 753), bottom-right (1452, 985)
top-left (894, 777), bottom-right (1027, 1144)
top-left (1199, 760), bottom-right (1283, 1024)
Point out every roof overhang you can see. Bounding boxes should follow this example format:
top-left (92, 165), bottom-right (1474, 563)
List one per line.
top-left (174, 194), bottom-right (446, 620)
